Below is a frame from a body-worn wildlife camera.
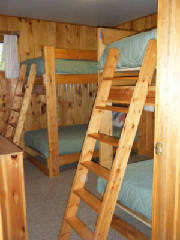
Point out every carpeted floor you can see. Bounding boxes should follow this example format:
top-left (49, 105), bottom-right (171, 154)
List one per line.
top-left (24, 155), bottom-right (151, 240)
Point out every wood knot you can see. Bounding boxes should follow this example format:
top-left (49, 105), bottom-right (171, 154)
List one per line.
top-left (11, 155), bottom-right (17, 159)
top-left (13, 192), bottom-right (18, 204)
top-left (89, 92), bottom-right (92, 97)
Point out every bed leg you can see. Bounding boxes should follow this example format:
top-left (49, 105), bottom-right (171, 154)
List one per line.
top-left (48, 156), bottom-right (59, 177)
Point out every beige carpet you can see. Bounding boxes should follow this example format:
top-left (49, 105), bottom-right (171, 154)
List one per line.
top-left (24, 156), bottom-right (151, 240)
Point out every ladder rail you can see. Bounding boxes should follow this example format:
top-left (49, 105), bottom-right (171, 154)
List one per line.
top-left (13, 64), bottom-right (36, 145)
top-left (5, 64), bottom-right (36, 146)
top-left (5, 65), bottom-right (27, 139)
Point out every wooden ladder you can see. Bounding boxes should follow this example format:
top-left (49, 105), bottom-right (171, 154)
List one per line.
top-left (5, 64), bottom-right (36, 145)
top-left (59, 40), bottom-right (157, 240)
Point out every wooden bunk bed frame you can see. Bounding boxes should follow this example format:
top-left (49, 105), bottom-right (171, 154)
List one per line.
top-left (24, 47), bottom-right (98, 177)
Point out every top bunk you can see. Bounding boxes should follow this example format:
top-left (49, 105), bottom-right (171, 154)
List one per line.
top-left (97, 27), bottom-right (157, 106)
top-left (21, 47), bottom-right (98, 85)
top-left (97, 27), bottom-right (157, 84)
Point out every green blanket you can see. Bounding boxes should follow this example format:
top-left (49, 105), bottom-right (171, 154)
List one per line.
top-left (98, 28), bottom-right (157, 70)
top-left (24, 124), bottom-right (126, 159)
top-left (21, 58), bottom-right (97, 76)
top-left (97, 159), bottom-right (153, 220)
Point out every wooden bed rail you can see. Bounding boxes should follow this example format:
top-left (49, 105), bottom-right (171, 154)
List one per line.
top-left (55, 48), bottom-right (97, 61)
top-left (35, 73), bottom-right (98, 85)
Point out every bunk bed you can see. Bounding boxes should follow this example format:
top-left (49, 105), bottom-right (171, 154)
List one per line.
top-left (22, 47), bottom-right (99, 177)
top-left (95, 28), bottom-right (157, 238)
top-left (22, 45), bottom-right (139, 177)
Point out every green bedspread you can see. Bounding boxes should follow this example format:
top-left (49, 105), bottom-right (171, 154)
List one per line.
top-left (98, 28), bottom-right (157, 70)
top-left (97, 159), bottom-right (153, 220)
top-left (21, 58), bottom-right (97, 76)
top-left (24, 124), bottom-right (126, 159)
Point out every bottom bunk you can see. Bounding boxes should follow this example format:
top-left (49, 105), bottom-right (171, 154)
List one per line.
top-left (96, 159), bottom-right (153, 238)
top-left (24, 123), bottom-right (138, 175)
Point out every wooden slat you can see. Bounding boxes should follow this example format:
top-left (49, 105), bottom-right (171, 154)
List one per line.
top-left (108, 86), bottom-right (155, 106)
top-left (113, 71), bottom-right (139, 77)
top-left (55, 73), bottom-right (98, 84)
top-left (55, 48), bottom-right (97, 61)
top-left (35, 74), bottom-right (98, 85)
top-left (74, 188), bottom-right (102, 213)
top-left (104, 76), bottom-right (138, 82)
top-left (96, 105), bottom-right (128, 113)
top-left (81, 161), bottom-right (110, 181)
top-left (33, 74), bottom-right (98, 85)
top-left (111, 216), bottom-right (149, 240)
top-left (13, 64), bottom-right (36, 145)
top-left (65, 216), bottom-right (94, 240)
top-left (88, 133), bottom-right (118, 147)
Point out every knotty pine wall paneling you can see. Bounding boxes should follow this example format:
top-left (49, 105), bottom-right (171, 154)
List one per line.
top-left (0, 15), bottom-right (97, 150)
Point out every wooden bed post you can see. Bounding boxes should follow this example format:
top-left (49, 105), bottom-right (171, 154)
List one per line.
top-left (152, 0), bottom-right (180, 239)
top-left (97, 28), bottom-right (113, 169)
top-left (44, 46), bottom-right (59, 177)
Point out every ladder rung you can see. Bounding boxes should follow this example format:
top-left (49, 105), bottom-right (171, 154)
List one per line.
top-left (74, 188), bottom-right (101, 213)
top-left (65, 216), bottom-right (94, 240)
top-left (88, 133), bottom-right (118, 147)
top-left (81, 161), bottom-right (110, 181)
top-left (96, 105), bottom-right (128, 113)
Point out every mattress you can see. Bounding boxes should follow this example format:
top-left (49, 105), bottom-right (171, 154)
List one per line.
top-left (98, 28), bottom-right (157, 70)
top-left (21, 58), bottom-right (97, 76)
top-left (97, 159), bottom-right (153, 221)
top-left (24, 124), bottom-right (129, 159)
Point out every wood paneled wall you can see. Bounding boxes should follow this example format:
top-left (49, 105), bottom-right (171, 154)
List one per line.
top-left (116, 13), bottom-right (157, 31)
top-left (0, 15), bottom-right (97, 147)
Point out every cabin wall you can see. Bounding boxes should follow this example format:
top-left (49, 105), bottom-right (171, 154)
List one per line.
top-left (117, 13), bottom-right (157, 156)
top-left (116, 13), bottom-right (157, 31)
top-left (0, 15), bottom-right (97, 143)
